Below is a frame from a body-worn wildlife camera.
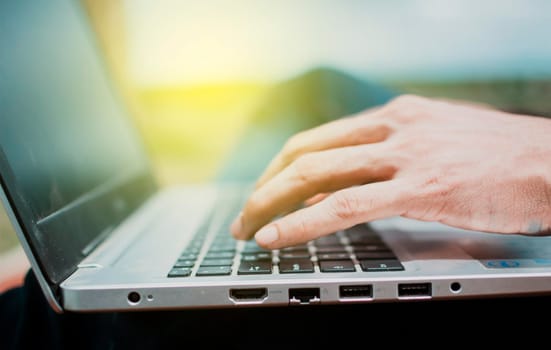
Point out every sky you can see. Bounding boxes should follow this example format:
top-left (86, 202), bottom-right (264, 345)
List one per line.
top-left (122, 0), bottom-right (551, 86)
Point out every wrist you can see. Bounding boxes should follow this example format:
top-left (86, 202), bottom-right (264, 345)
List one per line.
top-left (520, 116), bottom-right (551, 235)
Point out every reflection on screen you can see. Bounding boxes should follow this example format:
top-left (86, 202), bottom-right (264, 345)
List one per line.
top-left (0, 1), bottom-right (148, 220)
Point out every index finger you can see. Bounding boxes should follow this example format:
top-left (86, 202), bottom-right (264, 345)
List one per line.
top-left (253, 179), bottom-right (412, 249)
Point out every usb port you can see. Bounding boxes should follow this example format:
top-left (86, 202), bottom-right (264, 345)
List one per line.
top-left (339, 285), bottom-right (373, 299)
top-left (398, 283), bottom-right (432, 298)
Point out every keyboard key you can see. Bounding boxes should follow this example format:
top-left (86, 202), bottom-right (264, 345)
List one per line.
top-left (196, 266), bottom-right (232, 276)
top-left (204, 251), bottom-right (235, 259)
top-left (242, 243), bottom-right (271, 254)
top-left (313, 235), bottom-right (341, 246)
top-left (238, 261), bottom-right (272, 275)
top-left (280, 244), bottom-right (309, 252)
top-left (241, 252), bottom-right (272, 262)
top-left (279, 259), bottom-right (314, 273)
top-left (181, 246), bottom-right (202, 255)
top-left (279, 252), bottom-right (311, 259)
top-left (173, 260), bottom-right (196, 268)
top-left (360, 259), bottom-right (404, 272)
top-left (199, 258), bottom-right (234, 266)
top-left (355, 251), bottom-right (396, 260)
top-left (179, 253), bottom-right (198, 260)
top-left (319, 260), bottom-right (356, 272)
top-left (314, 246), bottom-right (348, 253)
top-left (351, 244), bottom-right (389, 251)
top-left (168, 267), bottom-right (192, 277)
top-left (207, 244), bottom-right (236, 253)
top-left (316, 253), bottom-right (351, 261)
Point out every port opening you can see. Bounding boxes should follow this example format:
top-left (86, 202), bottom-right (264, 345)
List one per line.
top-left (229, 288), bottom-right (268, 302)
top-left (339, 285), bottom-right (373, 299)
top-left (289, 288), bottom-right (321, 305)
top-left (127, 291), bottom-right (141, 304)
top-left (398, 283), bottom-right (432, 298)
top-left (450, 282), bottom-right (462, 293)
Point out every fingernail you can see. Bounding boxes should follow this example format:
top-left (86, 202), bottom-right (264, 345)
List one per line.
top-left (255, 226), bottom-right (279, 245)
top-left (230, 212), bottom-right (243, 236)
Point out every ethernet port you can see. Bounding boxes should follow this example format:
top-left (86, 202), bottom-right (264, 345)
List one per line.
top-left (289, 288), bottom-right (320, 305)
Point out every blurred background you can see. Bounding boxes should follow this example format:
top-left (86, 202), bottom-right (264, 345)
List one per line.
top-left (2, 0), bottom-right (551, 290)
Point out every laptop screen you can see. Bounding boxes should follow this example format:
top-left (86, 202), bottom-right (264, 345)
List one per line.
top-left (0, 0), bottom-right (156, 285)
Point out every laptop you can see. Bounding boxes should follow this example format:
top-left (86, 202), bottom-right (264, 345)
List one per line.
top-left (3, 0), bottom-right (551, 314)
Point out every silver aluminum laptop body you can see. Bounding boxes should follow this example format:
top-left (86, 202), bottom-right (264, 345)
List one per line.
top-left (2, 0), bottom-right (551, 314)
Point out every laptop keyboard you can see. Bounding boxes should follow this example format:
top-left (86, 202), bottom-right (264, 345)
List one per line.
top-left (167, 192), bottom-right (404, 278)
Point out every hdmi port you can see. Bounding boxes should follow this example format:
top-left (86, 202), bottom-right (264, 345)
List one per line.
top-left (229, 288), bottom-right (268, 302)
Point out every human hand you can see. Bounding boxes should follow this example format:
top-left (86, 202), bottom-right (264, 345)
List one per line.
top-left (230, 95), bottom-right (551, 249)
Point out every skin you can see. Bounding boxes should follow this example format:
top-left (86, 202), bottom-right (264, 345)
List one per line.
top-left (230, 95), bottom-right (551, 249)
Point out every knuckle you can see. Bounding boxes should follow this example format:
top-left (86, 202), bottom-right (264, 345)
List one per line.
top-left (383, 94), bottom-right (429, 123)
top-left (291, 153), bottom-right (317, 184)
top-left (293, 217), bottom-right (310, 242)
top-left (387, 130), bottom-right (417, 155)
top-left (376, 122), bottom-right (395, 139)
top-left (420, 174), bottom-right (455, 200)
top-left (357, 120), bottom-right (395, 143)
top-left (329, 191), bottom-right (361, 221)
